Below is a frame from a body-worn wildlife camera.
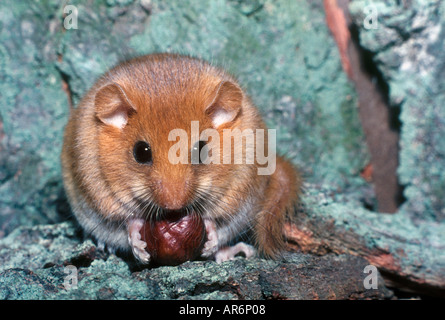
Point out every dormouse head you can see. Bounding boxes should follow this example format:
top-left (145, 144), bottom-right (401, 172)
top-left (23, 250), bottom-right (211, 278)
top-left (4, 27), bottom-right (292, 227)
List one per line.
top-left (93, 54), bottom-right (254, 220)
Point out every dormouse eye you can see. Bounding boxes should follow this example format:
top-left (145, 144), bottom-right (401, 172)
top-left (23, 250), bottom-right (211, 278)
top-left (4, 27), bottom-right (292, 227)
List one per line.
top-left (191, 140), bottom-right (208, 164)
top-left (133, 141), bottom-right (152, 164)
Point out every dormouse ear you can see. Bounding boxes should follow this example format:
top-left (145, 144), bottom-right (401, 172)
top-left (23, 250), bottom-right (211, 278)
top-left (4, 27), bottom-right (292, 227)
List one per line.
top-left (95, 83), bottom-right (136, 129)
top-left (205, 81), bottom-right (243, 128)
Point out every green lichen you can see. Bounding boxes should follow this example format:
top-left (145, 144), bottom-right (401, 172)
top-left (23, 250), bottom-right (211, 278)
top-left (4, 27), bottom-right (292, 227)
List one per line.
top-left (350, 0), bottom-right (445, 220)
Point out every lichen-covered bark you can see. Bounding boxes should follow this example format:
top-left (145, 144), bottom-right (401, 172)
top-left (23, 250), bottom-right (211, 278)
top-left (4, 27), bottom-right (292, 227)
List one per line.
top-left (286, 185), bottom-right (445, 296)
top-left (0, 222), bottom-right (392, 299)
top-left (349, 0), bottom-right (445, 221)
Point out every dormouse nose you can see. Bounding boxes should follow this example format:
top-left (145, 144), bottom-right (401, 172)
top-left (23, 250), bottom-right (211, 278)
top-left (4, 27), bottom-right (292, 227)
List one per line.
top-left (155, 179), bottom-right (189, 210)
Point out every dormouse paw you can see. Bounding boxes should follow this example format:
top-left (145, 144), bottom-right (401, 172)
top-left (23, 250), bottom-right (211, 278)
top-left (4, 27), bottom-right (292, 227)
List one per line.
top-left (201, 219), bottom-right (219, 258)
top-left (214, 242), bottom-right (256, 263)
top-left (128, 219), bottom-right (151, 264)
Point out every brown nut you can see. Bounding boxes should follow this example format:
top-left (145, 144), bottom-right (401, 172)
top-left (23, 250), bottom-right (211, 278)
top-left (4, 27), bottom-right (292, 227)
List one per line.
top-left (141, 211), bottom-right (206, 266)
